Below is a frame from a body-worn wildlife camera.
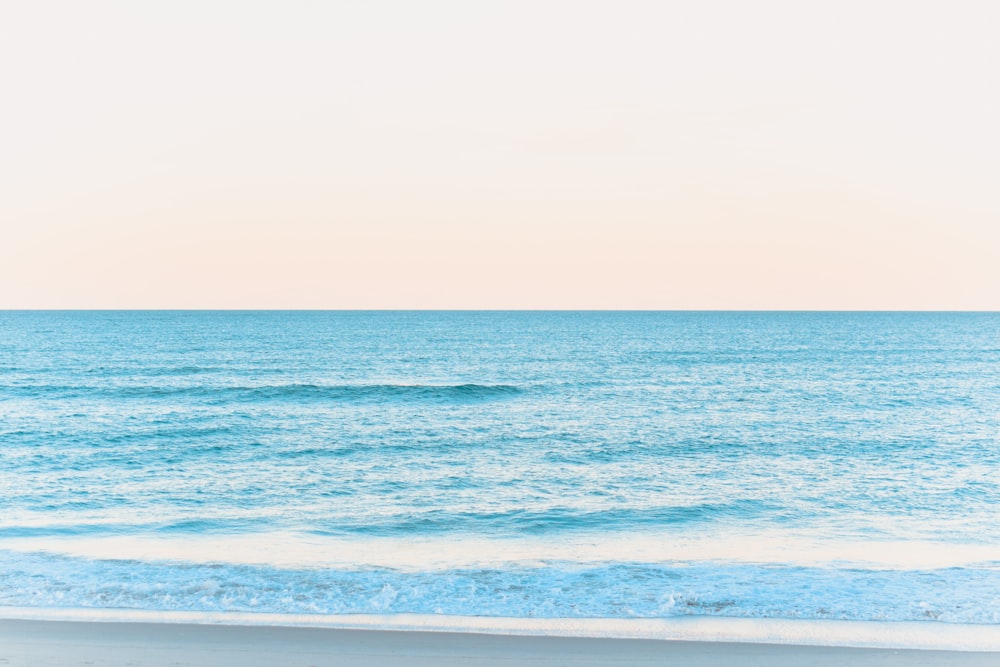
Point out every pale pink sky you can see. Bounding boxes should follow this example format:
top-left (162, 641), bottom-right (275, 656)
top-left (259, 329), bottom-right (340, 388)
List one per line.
top-left (2, 1), bottom-right (998, 309)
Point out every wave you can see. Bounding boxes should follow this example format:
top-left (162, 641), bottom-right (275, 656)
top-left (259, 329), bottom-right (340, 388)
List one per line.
top-left (0, 501), bottom-right (776, 542)
top-left (0, 518), bottom-right (271, 539)
top-left (309, 501), bottom-right (778, 537)
top-left (3, 549), bottom-right (1000, 625)
top-left (0, 524), bottom-right (136, 539)
top-left (0, 383), bottom-right (527, 404)
top-left (73, 365), bottom-right (219, 377)
top-left (140, 365), bottom-right (219, 377)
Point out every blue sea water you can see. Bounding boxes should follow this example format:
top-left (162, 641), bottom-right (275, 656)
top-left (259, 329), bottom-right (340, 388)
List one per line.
top-left (1, 311), bottom-right (999, 631)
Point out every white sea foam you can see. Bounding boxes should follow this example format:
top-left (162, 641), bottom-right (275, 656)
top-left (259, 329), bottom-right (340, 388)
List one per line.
top-left (3, 540), bottom-right (1000, 626)
top-left (2, 530), bottom-right (998, 571)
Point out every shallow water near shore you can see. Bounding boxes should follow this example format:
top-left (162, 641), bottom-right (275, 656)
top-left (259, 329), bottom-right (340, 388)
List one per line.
top-left (1, 311), bottom-right (999, 640)
top-left (4, 607), bottom-right (1000, 652)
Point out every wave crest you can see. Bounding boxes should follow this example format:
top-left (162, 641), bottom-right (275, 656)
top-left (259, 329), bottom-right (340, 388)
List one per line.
top-left (6, 383), bottom-right (527, 403)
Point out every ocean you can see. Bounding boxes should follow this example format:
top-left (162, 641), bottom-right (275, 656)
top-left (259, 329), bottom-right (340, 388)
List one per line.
top-left (1, 311), bottom-right (999, 642)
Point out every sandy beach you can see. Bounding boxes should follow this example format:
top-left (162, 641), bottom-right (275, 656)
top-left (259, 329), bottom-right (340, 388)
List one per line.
top-left (1, 619), bottom-right (998, 667)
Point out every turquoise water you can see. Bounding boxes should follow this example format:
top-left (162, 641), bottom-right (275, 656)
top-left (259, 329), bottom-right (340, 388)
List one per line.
top-left (1, 311), bottom-right (999, 625)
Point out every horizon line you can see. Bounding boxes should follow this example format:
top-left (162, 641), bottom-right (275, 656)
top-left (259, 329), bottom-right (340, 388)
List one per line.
top-left (3, 308), bottom-right (998, 314)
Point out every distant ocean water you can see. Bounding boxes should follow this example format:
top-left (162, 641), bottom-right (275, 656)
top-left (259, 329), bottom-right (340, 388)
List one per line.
top-left (1, 312), bottom-right (999, 637)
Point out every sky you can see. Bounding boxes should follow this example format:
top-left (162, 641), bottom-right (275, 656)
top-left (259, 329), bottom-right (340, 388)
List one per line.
top-left (2, 1), bottom-right (998, 309)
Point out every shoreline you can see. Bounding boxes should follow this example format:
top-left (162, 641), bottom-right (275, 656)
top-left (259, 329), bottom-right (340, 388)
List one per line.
top-left (2, 618), bottom-right (999, 667)
top-left (2, 607), bottom-right (1000, 652)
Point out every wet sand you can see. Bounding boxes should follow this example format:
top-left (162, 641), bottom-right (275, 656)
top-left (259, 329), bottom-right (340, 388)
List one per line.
top-left (2, 619), bottom-right (998, 667)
